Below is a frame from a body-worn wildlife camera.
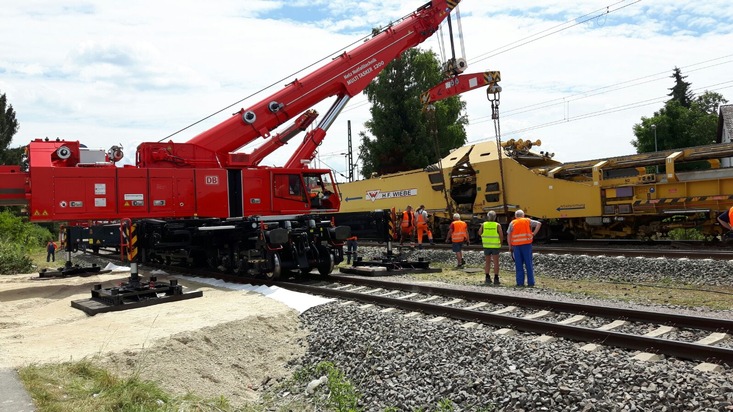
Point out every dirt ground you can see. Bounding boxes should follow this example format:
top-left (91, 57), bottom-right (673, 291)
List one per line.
top-left (0, 267), bottom-right (308, 406)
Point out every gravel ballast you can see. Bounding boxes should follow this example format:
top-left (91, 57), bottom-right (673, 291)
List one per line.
top-left (293, 303), bottom-right (732, 411)
top-left (280, 247), bottom-right (733, 411)
top-left (357, 246), bottom-right (733, 286)
top-left (53, 249), bottom-right (733, 410)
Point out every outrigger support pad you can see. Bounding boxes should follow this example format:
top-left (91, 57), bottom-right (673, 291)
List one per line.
top-left (70, 266), bottom-right (203, 315)
top-left (339, 241), bottom-right (442, 276)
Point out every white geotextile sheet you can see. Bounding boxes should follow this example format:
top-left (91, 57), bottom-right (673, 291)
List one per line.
top-left (176, 275), bottom-right (334, 314)
top-left (102, 262), bottom-right (132, 272)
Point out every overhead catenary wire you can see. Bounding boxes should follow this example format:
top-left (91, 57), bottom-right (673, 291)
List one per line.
top-left (156, 7), bottom-right (420, 142)
top-left (468, 81), bottom-right (733, 141)
top-left (468, 0), bottom-right (642, 65)
top-left (161, 0), bottom-right (728, 152)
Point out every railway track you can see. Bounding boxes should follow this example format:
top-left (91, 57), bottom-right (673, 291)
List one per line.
top-left (133, 259), bottom-right (733, 366)
top-left (288, 275), bottom-right (733, 365)
top-left (359, 240), bottom-right (733, 260)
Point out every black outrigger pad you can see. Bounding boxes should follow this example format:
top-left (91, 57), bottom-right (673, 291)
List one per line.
top-left (339, 259), bottom-right (442, 276)
top-left (38, 264), bottom-right (110, 279)
top-left (71, 277), bottom-right (203, 316)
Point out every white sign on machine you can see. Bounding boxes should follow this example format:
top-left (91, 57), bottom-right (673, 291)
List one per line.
top-left (365, 188), bottom-right (418, 202)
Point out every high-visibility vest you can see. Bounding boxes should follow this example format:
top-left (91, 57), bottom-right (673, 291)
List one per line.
top-left (416, 210), bottom-right (428, 226)
top-left (481, 221), bottom-right (501, 249)
top-left (401, 210), bottom-right (414, 228)
top-left (729, 207), bottom-right (733, 223)
top-left (510, 218), bottom-right (533, 246)
top-left (450, 220), bottom-right (468, 243)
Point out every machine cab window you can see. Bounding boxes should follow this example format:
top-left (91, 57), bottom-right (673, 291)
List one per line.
top-left (274, 174), bottom-right (307, 203)
top-left (304, 172), bottom-right (339, 210)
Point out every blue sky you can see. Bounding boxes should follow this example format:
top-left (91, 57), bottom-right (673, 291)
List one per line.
top-left (1, 0), bottom-right (732, 177)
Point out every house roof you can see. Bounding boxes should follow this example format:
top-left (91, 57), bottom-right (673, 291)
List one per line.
top-left (718, 104), bottom-right (733, 143)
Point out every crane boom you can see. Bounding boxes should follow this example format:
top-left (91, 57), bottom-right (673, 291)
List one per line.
top-left (174, 0), bottom-right (461, 167)
top-left (420, 71), bottom-right (501, 106)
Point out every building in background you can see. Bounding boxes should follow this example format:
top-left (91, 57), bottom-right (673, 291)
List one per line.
top-left (718, 105), bottom-right (733, 168)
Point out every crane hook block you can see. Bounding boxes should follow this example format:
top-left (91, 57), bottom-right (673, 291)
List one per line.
top-left (243, 111), bottom-right (257, 124)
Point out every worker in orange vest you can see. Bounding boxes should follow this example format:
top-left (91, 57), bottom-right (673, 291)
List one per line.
top-left (46, 240), bottom-right (58, 263)
top-left (717, 206), bottom-right (733, 233)
top-left (400, 205), bottom-right (415, 245)
top-left (507, 209), bottom-right (542, 287)
top-left (415, 205), bottom-right (434, 249)
top-left (445, 213), bottom-right (469, 268)
top-left (346, 235), bottom-right (358, 265)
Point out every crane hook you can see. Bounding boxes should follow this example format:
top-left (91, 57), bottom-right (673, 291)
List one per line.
top-left (487, 84), bottom-right (501, 120)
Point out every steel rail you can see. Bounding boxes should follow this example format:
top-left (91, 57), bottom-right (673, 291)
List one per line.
top-left (358, 241), bottom-right (733, 260)
top-left (279, 280), bottom-right (733, 364)
top-left (326, 274), bottom-right (733, 333)
top-left (92, 257), bottom-right (733, 363)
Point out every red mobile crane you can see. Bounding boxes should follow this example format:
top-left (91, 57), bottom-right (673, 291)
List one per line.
top-left (1, 0), bottom-right (464, 282)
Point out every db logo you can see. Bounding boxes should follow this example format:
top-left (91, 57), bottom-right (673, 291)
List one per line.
top-left (205, 176), bottom-right (219, 185)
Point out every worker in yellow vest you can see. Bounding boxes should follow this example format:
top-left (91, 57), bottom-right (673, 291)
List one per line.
top-left (507, 209), bottom-right (542, 287)
top-left (445, 213), bottom-right (469, 268)
top-left (477, 211), bottom-right (504, 285)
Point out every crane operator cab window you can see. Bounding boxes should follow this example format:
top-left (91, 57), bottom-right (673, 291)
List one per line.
top-left (304, 173), bottom-right (337, 210)
top-left (274, 174), bottom-right (307, 203)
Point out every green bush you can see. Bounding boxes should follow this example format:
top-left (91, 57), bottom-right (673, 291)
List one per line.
top-left (0, 240), bottom-right (33, 274)
top-left (667, 228), bottom-right (706, 241)
top-left (0, 210), bottom-right (52, 274)
top-left (0, 210), bottom-right (52, 248)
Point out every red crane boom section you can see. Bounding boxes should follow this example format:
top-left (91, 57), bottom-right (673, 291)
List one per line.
top-left (419, 71), bottom-right (501, 106)
top-left (183, 0), bottom-right (460, 163)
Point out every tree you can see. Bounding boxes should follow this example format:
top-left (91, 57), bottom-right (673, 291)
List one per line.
top-left (0, 92), bottom-right (20, 165)
top-left (631, 68), bottom-right (727, 156)
top-left (358, 49), bottom-right (467, 177)
top-left (694, 90), bottom-right (727, 115)
top-left (667, 67), bottom-right (693, 108)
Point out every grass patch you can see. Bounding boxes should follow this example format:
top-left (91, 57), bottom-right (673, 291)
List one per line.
top-left (405, 266), bottom-right (733, 311)
top-left (259, 361), bottom-right (360, 412)
top-left (539, 277), bottom-right (733, 311)
top-left (19, 360), bottom-right (230, 412)
top-left (29, 247), bottom-right (59, 270)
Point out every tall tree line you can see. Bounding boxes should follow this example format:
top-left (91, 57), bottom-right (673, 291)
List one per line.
top-left (0, 91), bottom-right (21, 165)
top-left (631, 67), bottom-right (728, 154)
top-left (358, 49), bottom-right (468, 177)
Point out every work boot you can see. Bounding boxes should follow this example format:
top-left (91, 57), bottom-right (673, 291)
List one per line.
top-left (485, 274), bottom-right (491, 284)
top-left (493, 275), bottom-right (500, 285)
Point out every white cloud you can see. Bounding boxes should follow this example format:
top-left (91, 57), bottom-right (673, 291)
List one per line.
top-left (1, 0), bottom-right (732, 172)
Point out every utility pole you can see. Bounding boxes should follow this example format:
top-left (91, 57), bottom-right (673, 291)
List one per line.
top-left (347, 121), bottom-right (354, 182)
top-left (652, 124), bottom-right (658, 173)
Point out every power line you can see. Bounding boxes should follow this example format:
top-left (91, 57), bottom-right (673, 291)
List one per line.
top-left (467, 81), bottom-right (733, 142)
top-left (469, 0), bottom-right (641, 65)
